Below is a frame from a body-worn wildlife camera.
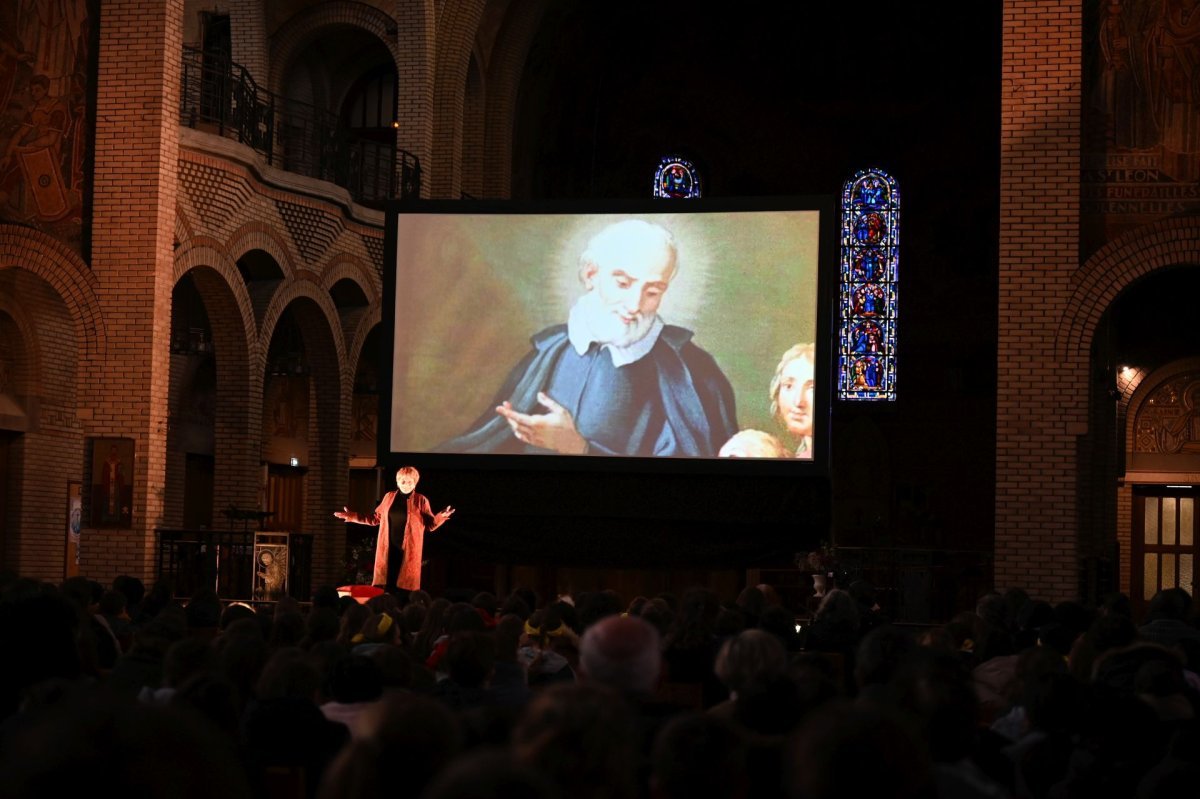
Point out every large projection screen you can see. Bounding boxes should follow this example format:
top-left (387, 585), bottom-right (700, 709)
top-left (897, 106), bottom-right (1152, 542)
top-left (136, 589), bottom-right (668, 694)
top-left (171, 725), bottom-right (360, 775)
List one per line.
top-left (383, 199), bottom-right (833, 474)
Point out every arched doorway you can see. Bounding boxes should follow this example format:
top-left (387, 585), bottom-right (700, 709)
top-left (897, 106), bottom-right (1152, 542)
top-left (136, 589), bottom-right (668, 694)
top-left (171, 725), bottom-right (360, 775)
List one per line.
top-left (0, 267), bottom-right (82, 578)
top-left (1107, 266), bottom-right (1200, 615)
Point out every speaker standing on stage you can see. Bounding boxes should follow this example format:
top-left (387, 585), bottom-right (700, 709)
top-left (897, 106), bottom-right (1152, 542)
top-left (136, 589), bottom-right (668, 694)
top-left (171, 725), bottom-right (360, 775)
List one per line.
top-left (334, 466), bottom-right (455, 592)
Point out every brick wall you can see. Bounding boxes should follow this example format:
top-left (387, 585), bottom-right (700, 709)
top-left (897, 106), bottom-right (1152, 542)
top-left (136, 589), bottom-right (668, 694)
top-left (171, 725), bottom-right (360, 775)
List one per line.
top-left (229, 0), bottom-right (268, 85)
top-left (462, 56), bottom-right (485, 198)
top-left (79, 0), bottom-right (186, 581)
top-left (997, 1), bottom-right (1083, 602)
top-left (429, 0), bottom-right (487, 198)
top-left (480, 1), bottom-right (547, 200)
top-left (392, 0), bottom-right (436, 195)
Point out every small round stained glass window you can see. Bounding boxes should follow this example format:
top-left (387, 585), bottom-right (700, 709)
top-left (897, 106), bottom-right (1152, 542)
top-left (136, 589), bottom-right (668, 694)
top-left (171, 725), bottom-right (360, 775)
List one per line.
top-left (653, 155), bottom-right (702, 199)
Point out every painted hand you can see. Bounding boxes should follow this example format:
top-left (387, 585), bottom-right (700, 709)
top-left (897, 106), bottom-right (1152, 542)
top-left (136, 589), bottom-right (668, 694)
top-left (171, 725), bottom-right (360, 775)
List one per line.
top-left (495, 392), bottom-right (588, 454)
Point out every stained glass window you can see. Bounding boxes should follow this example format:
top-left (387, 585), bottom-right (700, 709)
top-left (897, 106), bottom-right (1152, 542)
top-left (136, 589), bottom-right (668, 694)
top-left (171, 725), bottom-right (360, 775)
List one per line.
top-left (653, 155), bottom-right (701, 199)
top-left (839, 168), bottom-right (898, 400)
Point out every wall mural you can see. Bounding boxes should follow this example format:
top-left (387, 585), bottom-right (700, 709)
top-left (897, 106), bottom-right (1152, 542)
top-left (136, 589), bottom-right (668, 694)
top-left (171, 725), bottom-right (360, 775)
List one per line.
top-left (0, 0), bottom-right (92, 251)
top-left (1084, 0), bottom-right (1200, 248)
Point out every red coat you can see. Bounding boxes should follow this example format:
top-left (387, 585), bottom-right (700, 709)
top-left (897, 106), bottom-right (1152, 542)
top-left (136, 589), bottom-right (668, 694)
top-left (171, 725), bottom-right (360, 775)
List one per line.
top-left (346, 490), bottom-right (443, 591)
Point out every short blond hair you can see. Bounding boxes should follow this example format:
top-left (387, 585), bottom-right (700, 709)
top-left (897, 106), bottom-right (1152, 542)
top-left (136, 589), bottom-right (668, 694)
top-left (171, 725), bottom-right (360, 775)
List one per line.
top-left (396, 466), bottom-right (420, 481)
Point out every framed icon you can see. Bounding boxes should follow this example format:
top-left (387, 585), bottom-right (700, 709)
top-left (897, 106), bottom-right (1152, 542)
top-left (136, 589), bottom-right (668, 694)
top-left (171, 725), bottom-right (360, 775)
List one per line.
top-left (90, 437), bottom-right (134, 528)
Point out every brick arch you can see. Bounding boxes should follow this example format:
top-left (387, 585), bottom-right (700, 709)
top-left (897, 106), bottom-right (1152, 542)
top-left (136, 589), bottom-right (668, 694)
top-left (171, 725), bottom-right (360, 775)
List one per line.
top-left (480, 0), bottom-right (550, 199)
top-left (429, 0), bottom-right (488, 198)
top-left (271, 1), bottom-right (437, 191)
top-left (226, 222), bottom-right (300, 281)
top-left (268, 1), bottom-right (404, 98)
top-left (346, 309), bottom-right (382, 386)
top-left (1057, 216), bottom-right (1200, 362)
top-left (166, 261), bottom-right (263, 524)
top-left (0, 291), bottom-right (45, 400)
top-left (173, 239), bottom-right (258, 346)
top-left (174, 204), bottom-right (198, 248)
top-left (0, 224), bottom-right (106, 361)
top-left (320, 255), bottom-right (380, 305)
top-left (261, 291), bottom-right (349, 587)
top-left (258, 281), bottom-right (348, 380)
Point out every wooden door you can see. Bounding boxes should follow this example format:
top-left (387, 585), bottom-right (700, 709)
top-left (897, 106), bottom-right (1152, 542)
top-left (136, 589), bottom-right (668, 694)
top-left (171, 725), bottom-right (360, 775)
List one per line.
top-left (1132, 486), bottom-right (1198, 616)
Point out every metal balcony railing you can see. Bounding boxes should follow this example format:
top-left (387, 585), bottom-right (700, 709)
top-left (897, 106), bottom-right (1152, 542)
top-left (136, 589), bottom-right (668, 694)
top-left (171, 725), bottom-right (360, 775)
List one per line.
top-left (179, 46), bottom-right (421, 203)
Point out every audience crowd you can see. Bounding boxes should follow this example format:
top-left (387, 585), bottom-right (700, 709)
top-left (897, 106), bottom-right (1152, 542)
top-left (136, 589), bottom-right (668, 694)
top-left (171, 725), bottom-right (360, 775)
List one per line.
top-left (1, 571), bottom-right (1198, 798)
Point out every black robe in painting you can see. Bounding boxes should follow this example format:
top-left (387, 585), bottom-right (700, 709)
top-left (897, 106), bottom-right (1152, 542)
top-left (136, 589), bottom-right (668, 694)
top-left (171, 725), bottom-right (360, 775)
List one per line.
top-left (435, 324), bottom-right (738, 458)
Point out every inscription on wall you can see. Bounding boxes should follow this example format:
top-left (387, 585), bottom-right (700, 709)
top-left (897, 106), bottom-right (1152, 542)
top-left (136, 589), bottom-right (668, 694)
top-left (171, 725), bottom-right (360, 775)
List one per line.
top-left (1083, 0), bottom-right (1200, 248)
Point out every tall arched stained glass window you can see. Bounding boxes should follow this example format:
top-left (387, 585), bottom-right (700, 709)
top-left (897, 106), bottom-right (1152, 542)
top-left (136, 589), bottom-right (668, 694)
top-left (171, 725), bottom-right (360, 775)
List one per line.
top-left (840, 168), bottom-right (898, 401)
top-left (653, 155), bottom-right (701, 198)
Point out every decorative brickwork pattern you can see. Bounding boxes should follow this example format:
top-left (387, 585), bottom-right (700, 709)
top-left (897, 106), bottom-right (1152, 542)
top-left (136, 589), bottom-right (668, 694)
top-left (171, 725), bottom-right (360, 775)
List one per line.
top-left (180, 161), bottom-right (256, 235)
top-left (275, 198), bottom-right (348, 264)
top-left (360, 231), bottom-right (384, 270)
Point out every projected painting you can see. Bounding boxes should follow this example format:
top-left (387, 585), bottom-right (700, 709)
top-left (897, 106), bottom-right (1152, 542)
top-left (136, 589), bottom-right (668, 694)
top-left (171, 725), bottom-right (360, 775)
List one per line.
top-left (389, 207), bottom-right (824, 461)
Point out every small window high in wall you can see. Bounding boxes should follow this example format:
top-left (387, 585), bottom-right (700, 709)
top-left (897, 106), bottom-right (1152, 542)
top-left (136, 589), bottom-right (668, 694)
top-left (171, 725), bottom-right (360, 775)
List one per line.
top-left (839, 168), bottom-right (899, 401)
top-left (653, 155), bottom-right (702, 199)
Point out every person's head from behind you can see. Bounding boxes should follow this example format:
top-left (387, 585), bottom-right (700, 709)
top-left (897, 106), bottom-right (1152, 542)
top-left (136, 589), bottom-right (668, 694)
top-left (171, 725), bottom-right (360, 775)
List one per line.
top-left (322, 693), bottom-right (462, 799)
top-left (421, 749), bottom-right (558, 799)
top-left (98, 590), bottom-right (127, 619)
top-left (770, 343), bottom-right (816, 444)
top-left (326, 653), bottom-right (383, 704)
top-left (788, 700), bottom-right (932, 799)
top-left (355, 612), bottom-right (398, 646)
top-left (513, 682), bottom-right (638, 799)
top-left (651, 713), bottom-right (747, 799)
top-left (814, 588), bottom-right (859, 629)
top-left (577, 219), bottom-right (678, 348)
top-left (395, 466), bottom-right (419, 495)
top-left (714, 628), bottom-right (787, 696)
top-left (0, 686), bottom-right (254, 799)
top-left (444, 631), bottom-right (496, 689)
top-left (719, 428), bottom-right (790, 458)
top-left (1146, 587), bottom-right (1192, 622)
top-left (578, 613), bottom-right (661, 696)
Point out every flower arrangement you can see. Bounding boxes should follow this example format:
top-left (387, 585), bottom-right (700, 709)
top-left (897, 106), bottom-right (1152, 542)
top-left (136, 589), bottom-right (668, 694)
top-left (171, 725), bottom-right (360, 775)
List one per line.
top-left (798, 541), bottom-right (839, 575)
